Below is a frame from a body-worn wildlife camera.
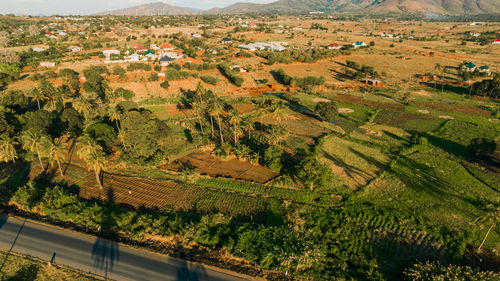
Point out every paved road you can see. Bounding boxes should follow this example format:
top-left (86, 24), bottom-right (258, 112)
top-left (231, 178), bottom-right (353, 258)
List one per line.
top-left (0, 214), bottom-right (250, 281)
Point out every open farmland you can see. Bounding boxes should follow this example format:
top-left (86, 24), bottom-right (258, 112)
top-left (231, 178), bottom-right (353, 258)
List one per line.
top-left (0, 11), bottom-right (499, 281)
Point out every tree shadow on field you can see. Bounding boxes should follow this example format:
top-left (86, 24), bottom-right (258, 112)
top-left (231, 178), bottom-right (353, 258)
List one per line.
top-left (417, 132), bottom-right (469, 158)
top-left (5, 263), bottom-right (40, 281)
top-left (91, 192), bottom-right (120, 280)
top-left (348, 147), bottom-right (386, 170)
top-left (176, 256), bottom-right (208, 281)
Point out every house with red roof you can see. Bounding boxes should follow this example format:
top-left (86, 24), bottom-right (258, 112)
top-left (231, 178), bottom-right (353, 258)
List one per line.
top-left (327, 43), bottom-right (341, 50)
top-left (134, 43), bottom-right (147, 52)
top-left (493, 38), bottom-right (500, 45)
top-left (161, 43), bottom-right (174, 50)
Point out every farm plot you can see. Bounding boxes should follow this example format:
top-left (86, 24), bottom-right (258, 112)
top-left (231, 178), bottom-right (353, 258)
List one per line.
top-left (374, 110), bottom-right (444, 132)
top-left (334, 94), bottom-right (404, 111)
top-left (318, 135), bottom-right (391, 191)
top-left (437, 119), bottom-right (500, 146)
top-left (349, 124), bottom-right (411, 149)
top-left (264, 113), bottom-right (330, 145)
top-left (351, 151), bottom-right (500, 247)
top-left (414, 102), bottom-right (493, 117)
top-left (58, 164), bottom-right (268, 221)
top-left (179, 150), bottom-right (278, 184)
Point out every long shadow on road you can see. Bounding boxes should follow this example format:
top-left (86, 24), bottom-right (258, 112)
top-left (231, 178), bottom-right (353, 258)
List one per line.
top-left (91, 189), bottom-right (120, 279)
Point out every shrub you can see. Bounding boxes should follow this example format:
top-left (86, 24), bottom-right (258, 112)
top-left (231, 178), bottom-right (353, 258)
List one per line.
top-left (160, 81), bottom-right (170, 89)
top-left (218, 63), bottom-right (244, 87)
top-left (271, 69), bottom-right (293, 86)
top-left (263, 146), bottom-right (284, 172)
top-left (403, 261), bottom-right (500, 281)
top-left (200, 75), bottom-right (218, 85)
top-left (112, 66), bottom-right (126, 76)
top-left (315, 101), bottom-right (338, 122)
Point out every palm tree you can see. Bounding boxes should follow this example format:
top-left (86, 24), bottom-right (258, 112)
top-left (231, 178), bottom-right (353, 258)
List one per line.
top-left (73, 96), bottom-right (93, 120)
top-left (107, 106), bottom-right (121, 131)
top-left (0, 134), bottom-right (17, 163)
top-left (192, 102), bottom-right (206, 135)
top-left (28, 88), bottom-right (47, 110)
top-left (39, 78), bottom-right (56, 106)
top-left (194, 82), bottom-right (206, 105)
top-left (228, 109), bottom-right (242, 144)
top-left (87, 151), bottom-right (106, 190)
top-left (208, 98), bottom-right (225, 143)
top-left (271, 101), bottom-right (287, 124)
top-left (77, 135), bottom-right (103, 162)
top-left (44, 138), bottom-right (66, 177)
top-left (241, 118), bottom-right (255, 140)
top-left (253, 99), bottom-right (270, 130)
top-left (21, 129), bottom-right (45, 169)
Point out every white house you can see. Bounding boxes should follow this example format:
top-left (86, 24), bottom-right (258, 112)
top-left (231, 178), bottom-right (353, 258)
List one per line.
top-left (126, 53), bottom-right (140, 62)
top-left (327, 43), bottom-right (341, 50)
top-left (493, 38), bottom-right (500, 45)
top-left (102, 50), bottom-right (120, 59)
top-left (352, 41), bottom-right (367, 48)
top-left (32, 47), bottom-right (46, 52)
top-left (68, 46), bottom-right (82, 52)
top-left (40, 61), bottom-right (56, 68)
top-left (192, 33), bottom-right (202, 38)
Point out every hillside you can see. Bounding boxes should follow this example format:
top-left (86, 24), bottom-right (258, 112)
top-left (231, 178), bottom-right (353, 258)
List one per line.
top-left (205, 0), bottom-right (500, 15)
top-left (96, 2), bottom-right (196, 16)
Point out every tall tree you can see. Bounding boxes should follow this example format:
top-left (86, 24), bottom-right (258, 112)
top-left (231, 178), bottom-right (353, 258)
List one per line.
top-left (21, 129), bottom-right (45, 169)
top-left (208, 98), bottom-right (225, 143)
top-left (107, 106), bottom-right (121, 131)
top-left (0, 134), bottom-right (17, 163)
top-left (228, 109), bottom-right (242, 144)
top-left (28, 88), bottom-right (46, 110)
top-left (73, 96), bottom-right (93, 120)
top-left (44, 138), bottom-right (66, 177)
top-left (87, 151), bottom-right (106, 190)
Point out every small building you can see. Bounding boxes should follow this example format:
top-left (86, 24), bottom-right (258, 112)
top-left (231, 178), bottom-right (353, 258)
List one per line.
top-left (192, 33), bottom-right (202, 38)
top-left (40, 61), bottom-right (56, 68)
top-left (161, 43), bottom-right (174, 50)
top-left (32, 47), bottom-right (46, 52)
top-left (365, 79), bottom-right (382, 87)
top-left (249, 23), bottom-right (257, 28)
top-left (463, 62), bottom-right (476, 72)
top-left (159, 56), bottom-right (174, 66)
top-left (327, 43), bottom-right (341, 50)
top-left (150, 44), bottom-right (160, 51)
top-left (221, 38), bottom-right (232, 44)
top-left (102, 49), bottom-right (120, 58)
top-left (493, 38), bottom-right (500, 45)
top-left (479, 65), bottom-right (491, 74)
top-left (68, 46), bottom-right (82, 52)
top-left (134, 43), bottom-right (147, 52)
top-left (352, 41), bottom-right (367, 48)
top-left (127, 53), bottom-right (140, 62)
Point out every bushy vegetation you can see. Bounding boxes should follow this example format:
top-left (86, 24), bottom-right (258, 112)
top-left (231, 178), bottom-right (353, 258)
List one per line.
top-left (217, 63), bottom-right (244, 87)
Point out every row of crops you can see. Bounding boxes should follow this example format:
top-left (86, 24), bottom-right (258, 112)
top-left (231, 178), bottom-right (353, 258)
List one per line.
top-left (195, 178), bottom-right (333, 206)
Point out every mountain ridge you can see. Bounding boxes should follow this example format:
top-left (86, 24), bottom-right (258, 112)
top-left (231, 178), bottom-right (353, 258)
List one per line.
top-left (96, 0), bottom-right (500, 16)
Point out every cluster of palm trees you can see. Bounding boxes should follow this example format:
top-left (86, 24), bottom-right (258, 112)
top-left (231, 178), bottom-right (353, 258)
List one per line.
top-left (187, 83), bottom-right (290, 158)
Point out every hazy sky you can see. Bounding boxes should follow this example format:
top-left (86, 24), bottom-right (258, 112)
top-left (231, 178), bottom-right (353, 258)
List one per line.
top-left (0, 0), bottom-right (276, 15)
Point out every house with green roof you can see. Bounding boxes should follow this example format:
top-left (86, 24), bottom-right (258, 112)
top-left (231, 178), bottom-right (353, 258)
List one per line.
top-left (462, 62), bottom-right (476, 72)
top-left (352, 41), bottom-right (367, 48)
top-left (479, 65), bottom-right (491, 75)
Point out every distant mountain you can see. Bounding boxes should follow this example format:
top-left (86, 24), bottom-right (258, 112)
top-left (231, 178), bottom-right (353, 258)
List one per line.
top-left (96, 2), bottom-right (196, 16)
top-left (204, 0), bottom-right (500, 15)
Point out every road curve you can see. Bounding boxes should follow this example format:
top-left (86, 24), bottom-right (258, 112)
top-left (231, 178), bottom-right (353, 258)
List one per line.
top-left (0, 214), bottom-right (251, 281)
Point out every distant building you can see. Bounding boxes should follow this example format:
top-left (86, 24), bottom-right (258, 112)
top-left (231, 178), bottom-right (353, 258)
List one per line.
top-left (32, 47), bottom-right (46, 52)
top-left (365, 79), bottom-right (382, 87)
top-left (192, 33), bottom-right (202, 38)
top-left (161, 43), bottom-right (174, 50)
top-left (133, 43), bottom-right (147, 52)
top-left (68, 46), bottom-right (82, 52)
top-left (103, 50), bottom-right (120, 58)
top-left (238, 42), bottom-right (287, 52)
top-left (493, 38), bottom-right (500, 45)
top-left (463, 62), bottom-right (476, 72)
top-left (327, 43), bottom-right (341, 50)
top-left (159, 56), bottom-right (174, 66)
top-left (221, 38), bottom-right (233, 44)
top-left (479, 65), bottom-right (491, 75)
top-left (249, 23), bottom-right (257, 28)
top-left (352, 41), bottom-right (367, 48)
top-left (40, 61), bottom-right (56, 68)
